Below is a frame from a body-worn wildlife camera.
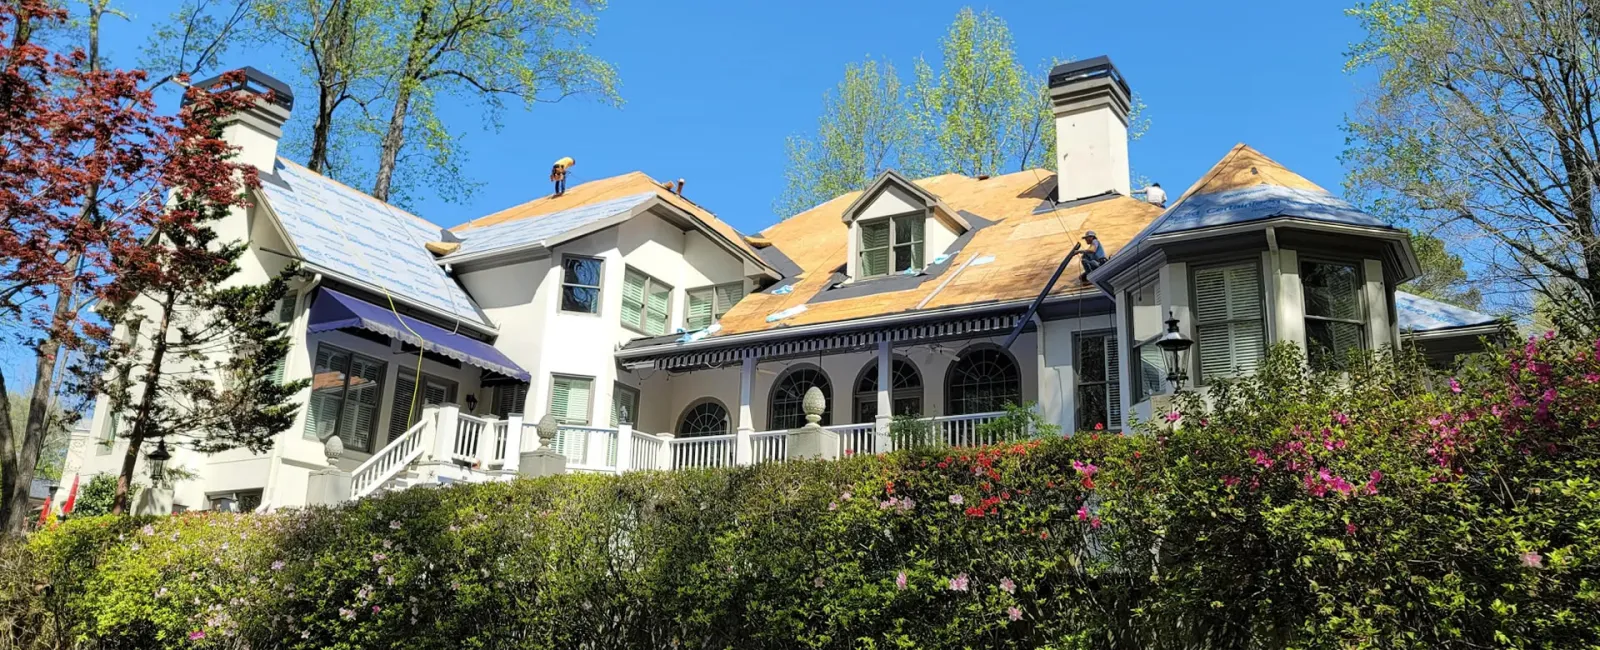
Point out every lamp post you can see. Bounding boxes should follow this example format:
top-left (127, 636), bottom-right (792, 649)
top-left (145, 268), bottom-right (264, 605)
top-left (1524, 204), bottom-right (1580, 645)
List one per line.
top-left (146, 438), bottom-right (173, 489)
top-left (1156, 311), bottom-right (1195, 391)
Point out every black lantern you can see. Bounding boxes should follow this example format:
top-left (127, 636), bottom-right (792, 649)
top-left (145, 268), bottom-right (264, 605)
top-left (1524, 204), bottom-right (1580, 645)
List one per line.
top-left (146, 438), bottom-right (173, 488)
top-left (465, 394), bottom-right (478, 413)
top-left (1156, 311), bottom-right (1195, 391)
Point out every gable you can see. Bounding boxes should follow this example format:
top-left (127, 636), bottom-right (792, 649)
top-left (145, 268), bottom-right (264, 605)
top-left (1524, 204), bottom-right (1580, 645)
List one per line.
top-left (855, 184), bottom-right (923, 220)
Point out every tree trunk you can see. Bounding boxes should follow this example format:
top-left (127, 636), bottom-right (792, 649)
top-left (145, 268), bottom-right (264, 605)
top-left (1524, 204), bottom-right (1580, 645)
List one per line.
top-left (111, 289), bottom-right (176, 515)
top-left (370, 7), bottom-right (430, 202)
top-left (306, 0), bottom-right (354, 174)
top-left (1, 266), bottom-right (78, 532)
top-left (307, 88), bottom-right (337, 173)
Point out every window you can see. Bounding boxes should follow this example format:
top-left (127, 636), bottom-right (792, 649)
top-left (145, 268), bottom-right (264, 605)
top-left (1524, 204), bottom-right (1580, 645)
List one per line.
top-left (208, 489), bottom-right (263, 513)
top-left (677, 399), bottom-right (730, 437)
top-left (548, 375), bottom-right (593, 425)
top-left (1193, 263), bottom-right (1266, 383)
top-left (491, 383), bottom-right (530, 418)
top-left (853, 358), bottom-right (923, 423)
top-left (612, 384), bottom-right (640, 426)
top-left (858, 214), bottom-right (924, 278)
top-left (1075, 332), bottom-right (1122, 431)
top-left (685, 282), bottom-right (745, 331)
top-left (388, 373), bottom-right (457, 440)
top-left (945, 346), bottom-right (1021, 415)
top-left (1126, 276), bottom-right (1165, 403)
top-left (304, 344), bottom-right (386, 453)
top-left (1301, 260), bottom-right (1366, 369)
top-left (560, 255), bottom-right (603, 314)
top-left (621, 267), bottom-right (672, 335)
top-left (769, 365), bottom-right (832, 430)
top-left (98, 413), bottom-right (117, 455)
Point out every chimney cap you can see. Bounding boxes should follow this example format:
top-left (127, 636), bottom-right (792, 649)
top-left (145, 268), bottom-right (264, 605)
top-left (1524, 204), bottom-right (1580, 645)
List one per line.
top-left (1048, 56), bottom-right (1130, 98)
top-left (188, 66), bottom-right (294, 111)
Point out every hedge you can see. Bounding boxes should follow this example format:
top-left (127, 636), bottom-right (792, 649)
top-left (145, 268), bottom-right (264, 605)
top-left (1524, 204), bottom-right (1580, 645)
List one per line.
top-left (7, 332), bottom-right (1600, 649)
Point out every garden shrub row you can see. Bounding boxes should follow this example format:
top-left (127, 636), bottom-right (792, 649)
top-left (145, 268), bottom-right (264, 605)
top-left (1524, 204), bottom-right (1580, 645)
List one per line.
top-left (7, 332), bottom-right (1600, 649)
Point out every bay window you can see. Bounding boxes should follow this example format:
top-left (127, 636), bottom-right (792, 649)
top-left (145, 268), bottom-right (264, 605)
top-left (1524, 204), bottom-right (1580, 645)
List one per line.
top-left (305, 344), bottom-right (386, 453)
top-left (1193, 262), bottom-right (1266, 383)
top-left (1301, 260), bottom-right (1365, 369)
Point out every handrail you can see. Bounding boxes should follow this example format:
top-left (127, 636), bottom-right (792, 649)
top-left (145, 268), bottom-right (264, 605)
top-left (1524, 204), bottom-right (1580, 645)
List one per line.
top-left (669, 433), bottom-right (736, 469)
top-left (453, 413), bottom-right (489, 463)
top-left (352, 418), bottom-right (429, 498)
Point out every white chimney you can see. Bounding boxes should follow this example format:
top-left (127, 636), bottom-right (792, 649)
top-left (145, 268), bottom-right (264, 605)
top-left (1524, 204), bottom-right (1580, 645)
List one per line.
top-left (187, 67), bottom-right (294, 174)
top-left (1049, 56), bottom-right (1131, 201)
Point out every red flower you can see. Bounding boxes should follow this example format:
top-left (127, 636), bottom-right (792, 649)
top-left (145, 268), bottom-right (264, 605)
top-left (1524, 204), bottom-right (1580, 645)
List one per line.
top-left (1094, 422), bottom-right (1104, 431)
top-left (1040, 530), bottom-right (1050, 540)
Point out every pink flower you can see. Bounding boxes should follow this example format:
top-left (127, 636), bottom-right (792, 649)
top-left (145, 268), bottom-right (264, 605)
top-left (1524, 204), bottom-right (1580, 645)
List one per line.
top-left (1072, 460), bottom-right (1099, 477)
top-left (372, 552), bottom-right (387, 562)
top-left (828, 502), bottom-right (838, 511)
top-left (949, 494), bottom-right (965, 505)
top-left (141, 524), bottom-right (156, 536)
top-left (948, 573), bottom-right (969, 591)
top-left (339, 607), bottom-right (356, 620)
top-left (1331, 411), bottom-right (1351, 427)
top-left (372, 605), bottom-right (381, 614)
top-left (188, 630), bottom-right (206, 641)
top-left (1221, 475), bottom-right (1240, 488)
top-left (1586, 373), bottom-right (1600, 384)
top-left (1521, 551), bottom-right (1544, 568)
top-left (1007, 606), bottom-right (1023, 621)
top-left (1090, 517), bottom-right (1102, 529)
top-left (895, 571), bottom-right (908, 590)
top-left (840, 491), bottom-right (852, 501)
top-left (1345, 523), bottom-right (1357, 536)
top-left (1449, 378), bottom-right (1462, 393)
top-left (1076, 505), bottom-right (1090, 521)
top-left (1164, 411), bottom-right (1181, 422)
top-left (999, 578), bottom-right (1016, 594)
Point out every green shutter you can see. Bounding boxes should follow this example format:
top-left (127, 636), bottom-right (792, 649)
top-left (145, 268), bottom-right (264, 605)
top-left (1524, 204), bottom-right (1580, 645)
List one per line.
top-left (275, 295), bottom-right (297, 323)
top-left (621, 269), bottom-right (646, 331)
top-left (714, 283), bottom-right (744, 318)
top-left (646, 281), bottom-right (671, 335)
top-left (860, 222), bottom-right (889, 276)
top-left (304, 346), bottom-right (340, 439)
top-left (686, 288), bottom-right (715, 331)
top-left (551, 377), bottom-right (592, 425)
top-left (1105, 334), bottom-right (1122, 428)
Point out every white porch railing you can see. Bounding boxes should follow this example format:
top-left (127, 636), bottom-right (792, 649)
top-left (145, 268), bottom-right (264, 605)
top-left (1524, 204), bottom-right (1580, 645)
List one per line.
top-left (750, 430), bottom-right (788, 463)
top-left (491, 419), bottom-right (509, 465)
top-left (352, 418), bottom-right (429, 498)
top-left (630, 431), bottom-right (668, 471)
top-left (827, 423), bottom-right (878, 456)
top-left (930, 411), bottom-right (1017, 447)
top-left (453, 413), bottom-right (489, 463)
top-left (672, 433), bottom-right (737, 469)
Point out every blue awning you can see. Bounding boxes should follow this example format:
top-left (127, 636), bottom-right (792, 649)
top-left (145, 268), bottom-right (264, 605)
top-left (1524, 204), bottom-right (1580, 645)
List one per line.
top-left (307, 288), bottom-right (530, 381)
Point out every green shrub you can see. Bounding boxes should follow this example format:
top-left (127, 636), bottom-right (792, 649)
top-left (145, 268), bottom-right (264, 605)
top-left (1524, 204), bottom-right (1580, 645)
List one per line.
top-left (10, 332), bottom-right (1600, 649)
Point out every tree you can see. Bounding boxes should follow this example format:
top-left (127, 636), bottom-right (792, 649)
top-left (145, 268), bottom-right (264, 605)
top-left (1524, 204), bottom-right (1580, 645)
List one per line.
top-left (1345, 0), bottom-right (1600, 318)
top-left (8, 391), bottom-right (70, 482)
top-left (366, 0), bottom-right (621, 203)
top-left (775, 8), bottom-right (1149, 219)
top-left (75, 75), bottom-right (307, 514)
top-left (1403, 230), bottom-right (1481, 309)
top-left (67, 473), bottom-right (118, 517)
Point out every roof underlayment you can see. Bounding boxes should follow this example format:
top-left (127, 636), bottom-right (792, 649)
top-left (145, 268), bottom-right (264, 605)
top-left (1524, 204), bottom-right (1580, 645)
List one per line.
top-left (1395, 291), bottom-right (1499, 332)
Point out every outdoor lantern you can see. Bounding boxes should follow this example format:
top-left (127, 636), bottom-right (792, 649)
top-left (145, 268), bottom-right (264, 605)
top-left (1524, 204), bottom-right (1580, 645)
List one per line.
top-left (465, 394), bottom-right (478, 412)
top-left (1156, 311), bottom-right (1195, 391)
top-left (146, 438), bottom-right (173, 489)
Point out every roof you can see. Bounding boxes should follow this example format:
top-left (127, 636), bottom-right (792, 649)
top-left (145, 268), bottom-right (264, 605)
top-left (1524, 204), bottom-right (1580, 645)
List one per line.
top-left (452, 171), bottom-right (768, 271)
top-left (710, 169), bottom-right (1162, 336)
top-left (1395, 291), bottom-right (1499, 332)
top-left (260, 159), bottom-right (490, 328)
top-left (441, 192), bottom-right (657, 261)
top-left (1146, 144), bottom-right (1391, 237)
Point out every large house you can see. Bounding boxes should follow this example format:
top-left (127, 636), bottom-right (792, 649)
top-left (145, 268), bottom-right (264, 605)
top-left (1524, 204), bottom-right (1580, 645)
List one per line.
top-left (57, 58), bottom-right (1500, 512)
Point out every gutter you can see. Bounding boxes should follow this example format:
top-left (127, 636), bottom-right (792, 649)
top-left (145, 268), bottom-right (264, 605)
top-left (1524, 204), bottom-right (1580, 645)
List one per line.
top-left (1401, 322), bottom-right (1505, 342)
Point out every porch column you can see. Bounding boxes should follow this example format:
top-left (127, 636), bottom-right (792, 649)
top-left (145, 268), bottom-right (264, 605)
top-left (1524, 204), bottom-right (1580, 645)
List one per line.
top-left (615, 423), bottom-right (635, 472)
top-left (873, 339), bottom-right (892, 453)
top-left (477, 414), bottom-right (500, 471)
top-left (434, 404), bottom-right (460, 461)
top-left (502, 414), bottom-right (523, 473)
top-left (735, 354), bottom-right (756, 464)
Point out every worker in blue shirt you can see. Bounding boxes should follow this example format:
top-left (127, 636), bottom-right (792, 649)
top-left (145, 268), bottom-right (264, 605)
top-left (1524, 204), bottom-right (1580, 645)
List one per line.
top-left (1080, 230), bottom-right (1107, 279)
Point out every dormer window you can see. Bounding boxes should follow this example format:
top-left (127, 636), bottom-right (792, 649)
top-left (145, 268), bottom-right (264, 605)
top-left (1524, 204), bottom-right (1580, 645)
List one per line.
top-left (859, 215), bottom-right (924, 277)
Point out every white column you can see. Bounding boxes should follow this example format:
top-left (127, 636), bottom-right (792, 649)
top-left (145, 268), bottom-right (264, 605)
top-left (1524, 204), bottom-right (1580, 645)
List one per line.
top-left (433, 404), bottom-right (458, 461)
top-left (873, 340), bottom-right (892, 453)
top-left (584, 424), bottom-right (610, 469)
top-left (1363, 258), bottom-right (1392, 348)
top-left (656, 432), bottom-right (676, 471)
top-left (735, 355), bottom-right (756, 465)
top-left (477, 414), bottom-right (500, 471)
top-left (1276, 249), bottom-right (1305, 348)
top-left (502, 414), bottom-right (523, 473)
top-left (615, 423), bottom-right (635, 473)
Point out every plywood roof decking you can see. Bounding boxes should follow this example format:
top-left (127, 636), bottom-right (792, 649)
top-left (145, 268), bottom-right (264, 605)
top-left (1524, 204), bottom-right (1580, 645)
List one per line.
top-left (451, 171), bottom-right (764, 264)
top-left (710, 169), bottom-right (1163, 336)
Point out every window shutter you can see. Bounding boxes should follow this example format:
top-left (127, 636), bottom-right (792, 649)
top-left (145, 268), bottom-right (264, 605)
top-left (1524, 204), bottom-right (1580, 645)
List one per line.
top-left (686, 288), bottom-right (714, 330)
top-left (621, 270), bottom-right (646, 330)
top-left (1195, 264), bottom-right (1265, 381)
top-left (389, 374), bottom-right (417, 439)
top-left (1226, 264), bottom-right (1266, 375)
top-left (645, 282), bottom-right (671, 335)
top-left (714, 283), bottom-right (744, 318)
top-left (422, 380), bottom-right (449, 406)
top-left (860, 222), bottom-right (889, 276)
top-left (494, 384), bottom-right (528, 417)
top-left (612, 386), bottom-right (638, 426)
top-left (267, 354), bottom-right (286, 385)
top-left (550, 380), bottom-right (570, 422)
top-left (1106, 335), bottom-right (1122, 429)
top-left (551, 377), bottom-right (592, 425)
top-left (304, 346), bottom-right (339, 439)
top-left (275, 295), bottom-right (297, 323)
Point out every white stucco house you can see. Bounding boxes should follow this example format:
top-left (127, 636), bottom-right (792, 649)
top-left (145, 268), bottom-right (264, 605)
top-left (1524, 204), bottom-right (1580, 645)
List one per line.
top-left (57, 57), bottom-right (1501, 512)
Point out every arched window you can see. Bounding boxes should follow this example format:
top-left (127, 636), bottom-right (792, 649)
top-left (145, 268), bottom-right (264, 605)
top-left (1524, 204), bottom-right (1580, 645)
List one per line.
top-left (769, 365), bottom-right (832, 430)
top-left (854, 357), bottom-right (923, 422)
top-left (945, 345), bottom-right (1021, 415)
top-left (677, 399), bottom-right (730, 437)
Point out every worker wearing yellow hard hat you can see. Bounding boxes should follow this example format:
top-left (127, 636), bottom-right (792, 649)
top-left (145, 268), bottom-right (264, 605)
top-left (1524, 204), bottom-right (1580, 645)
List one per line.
top-left (551, 156), bottom-right (575, 196)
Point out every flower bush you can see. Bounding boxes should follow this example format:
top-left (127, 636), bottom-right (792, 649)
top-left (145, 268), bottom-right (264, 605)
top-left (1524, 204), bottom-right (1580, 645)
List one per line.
top-left (8, 331), bottom-right (1600, 649)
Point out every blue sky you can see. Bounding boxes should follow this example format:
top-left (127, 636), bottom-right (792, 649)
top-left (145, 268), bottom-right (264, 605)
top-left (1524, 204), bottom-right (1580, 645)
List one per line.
top-left (96, 0), bottom-right (1375, 234)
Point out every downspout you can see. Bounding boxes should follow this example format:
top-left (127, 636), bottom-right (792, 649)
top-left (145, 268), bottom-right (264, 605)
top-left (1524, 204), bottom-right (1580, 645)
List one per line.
top-left (262, 272), bottom-right (322, 511)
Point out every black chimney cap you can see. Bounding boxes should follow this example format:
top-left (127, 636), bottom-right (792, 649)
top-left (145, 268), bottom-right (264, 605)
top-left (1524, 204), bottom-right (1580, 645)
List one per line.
top-left (187, 66), bottom-right (294, 111)
top-left (1048, 56), bottom-right (1130, 98)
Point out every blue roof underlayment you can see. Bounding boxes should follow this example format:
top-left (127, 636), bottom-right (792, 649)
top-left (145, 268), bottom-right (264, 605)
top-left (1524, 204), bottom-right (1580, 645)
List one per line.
top-left (261, 159), bottom-right (488, 327)
top-left (1395, 291), bottom-right (1499, 332)
top-left (443, 192), bottom-right (656, 260)
top-left (1150, 185), bottom-right (1392, 236)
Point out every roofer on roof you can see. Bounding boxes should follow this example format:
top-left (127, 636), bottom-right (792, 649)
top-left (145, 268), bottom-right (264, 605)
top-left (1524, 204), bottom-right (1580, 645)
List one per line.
top-left (1080, 230), bottom-right (1107, 280)
top-left (551, 156), bottom-right (575, 196)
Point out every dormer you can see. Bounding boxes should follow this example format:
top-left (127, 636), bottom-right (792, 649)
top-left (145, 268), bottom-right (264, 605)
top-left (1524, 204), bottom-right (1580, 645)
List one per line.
top-left (841, 170), bottom-right (969, 281)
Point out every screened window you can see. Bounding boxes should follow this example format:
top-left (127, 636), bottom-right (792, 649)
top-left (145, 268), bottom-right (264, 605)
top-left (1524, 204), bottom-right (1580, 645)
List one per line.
top-left (677, 399), bottom-right (730, 437)
top-left (490, 383), bottom-right (530, 418)
top-left (1194, 263), bottom-right (1266, 383)
top-left (560, 255), bottom-right (603, 314)
top-left (946, 347), bottom-right (1021, 415)
top-left (853, 358), bottom-right (923, 423)
top-left (685, 282), bottom-right (744, 331)
top-left (1301, 261), bottom-right (1366, 369)
top-left (612, 384), bottom-right (640, 426)
top-left (1127, 276), bottom-right (1165, 403)
top-left (1075, 332), bottom-right (1122, 431)
top-left (304, 344), bottom-right (386, 452)
top-left (858, 215), bottom-right (924, 278)
top-left (548, 375), bottom-right (593, 425)
top-left (388, 373), bottom-right (457, 441)
top-left (621, 267), bottom-right (672, 335)
top-left (769, 366), bottom-right (833, 430)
